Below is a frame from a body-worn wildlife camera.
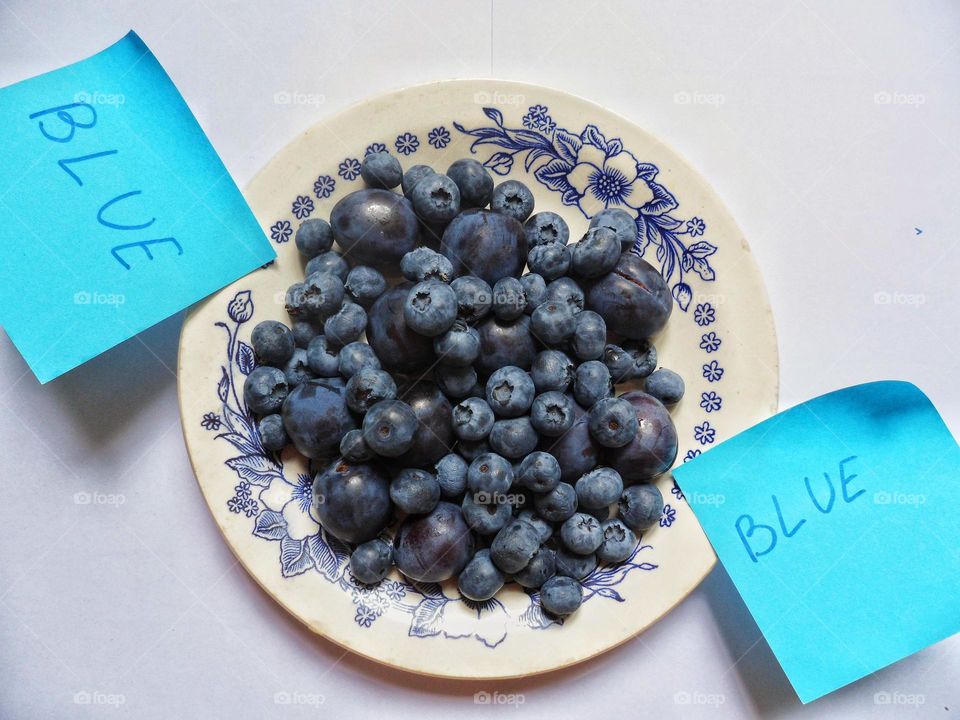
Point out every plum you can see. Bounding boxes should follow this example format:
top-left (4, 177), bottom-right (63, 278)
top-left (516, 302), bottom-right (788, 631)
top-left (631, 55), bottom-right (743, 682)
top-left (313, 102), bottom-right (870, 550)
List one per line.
top-left (538, 394), bottom-right (602, 484)
top-left (475, 315), bottom-right (537, 376)
top-left (395, 501), bottom-right (474, 582)
top-left (366, 284), bottom-right (436, 374)
top-left (393, 379), bottom-right (454, 468)
top-left (585, 252), bottom-right (672, 339)
top-left (440, 209), bottom-right (527, 284)
top-left (606, 391), bottom-right (678, 483)
top-left (312, 459), bottom-right (392, 543)
top-left (331, 188), bottom-right (419, 270)
top-left (281, 377), bottom-right (355, 458)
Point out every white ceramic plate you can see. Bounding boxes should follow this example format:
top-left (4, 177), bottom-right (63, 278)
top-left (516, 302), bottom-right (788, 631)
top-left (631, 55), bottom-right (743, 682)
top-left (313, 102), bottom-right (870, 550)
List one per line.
top-left (178, 80), bottom-right (778, 678)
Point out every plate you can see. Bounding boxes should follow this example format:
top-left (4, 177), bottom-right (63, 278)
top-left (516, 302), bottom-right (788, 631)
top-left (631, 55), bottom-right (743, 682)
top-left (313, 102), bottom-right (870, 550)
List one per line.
top-left (178, 80), bottom-right (778, 678)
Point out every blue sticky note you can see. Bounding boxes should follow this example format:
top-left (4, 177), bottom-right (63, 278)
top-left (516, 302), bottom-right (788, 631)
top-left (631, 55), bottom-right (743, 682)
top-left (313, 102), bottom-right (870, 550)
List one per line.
top-left (0, 31), bottom-right (274, 382)
top-left (673, 381), bottom-right (960, 703)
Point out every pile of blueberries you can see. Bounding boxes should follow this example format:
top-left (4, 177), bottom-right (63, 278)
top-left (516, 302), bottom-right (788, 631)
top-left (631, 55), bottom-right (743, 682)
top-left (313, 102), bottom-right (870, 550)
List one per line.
top-left (243, 150), bottom-right (684, 618)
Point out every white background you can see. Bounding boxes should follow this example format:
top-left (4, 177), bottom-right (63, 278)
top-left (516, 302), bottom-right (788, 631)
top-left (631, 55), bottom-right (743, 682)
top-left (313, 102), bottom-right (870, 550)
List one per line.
top-left (1, 1), bottom-right (958, 717)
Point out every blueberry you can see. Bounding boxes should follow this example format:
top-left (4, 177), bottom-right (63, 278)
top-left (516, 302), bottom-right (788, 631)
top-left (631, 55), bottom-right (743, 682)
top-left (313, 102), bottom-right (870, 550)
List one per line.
top-left (523, 211), bottom-right (569, 247)
top-left (452, 397), bottom-right (495, 441)
top-left (586, 253), bottom-right (672, 339)
top-left (520, 272), bottom-right (547, 314)
top-left (619, 482), bottom-right (665, 535)
top-left (392, 379), bottom-right (454, 468)
top-left (571, 310), bottom-right (606, 361)
top-left (571, 226), bottom-right (620, 278)
top-left (607, 391), bottom-right (678, 483)
top-left (390, 468), bottom-right (441, 515)
top-left (530, 390), bottom-right (575, 437)
top-left (306, 335), bottom-right (341, 377)
top-left (360, 151), bottom-right (402, 189)
top-left (461, 492), bottom-right (512, 535)
top-left (467, 452), bottom-right (513, 495)
top-left (490, 179), bottom-right (534, 223)
top-left (295, 218), bottom-right (334, 258)
top-left (284, 282), bottom-right (307, 318)
top-left (485, 366), bottom-right (535, 418)
top-left (257, 413), bottom-right (288, 451)
top-left (331, 188), bottom-right (419, 271)
top-left (323, 302), bottom-right (367, 347)
top-left (450, 275), bottom-right (493, 323)
top-left (350, 538), bottom-right (394, 584)
top-left (514, 546), bottom-right (556, 589)
top-left (531, 350), bottom-right (574, 393)
top-left (489, 417), bottom-right (538, 459)
top-left (282, 377), bottom-right (355, 457)
top-left (410, 173), bottom-right (461, 224)
top-left (402, 164), bottom-right (435, 198)
top-left (291, 319), bottom-right (319, 349)
top-left (602, 344), bottom-right (634, 383)
top-left (576, 466), bottom-right (624, 509)
top-left (517, 451), bottom-right (561, 493)
top-left (345, 366), bottom-right (396, 413)
top-left (250, 320), bottom-right (295, 367)
top-left (539, 575), bottom-right (583, 615)
top-left (401, 247), bottom-right (455, 283)
top-left (340, 428), bottom-right (374, 462)
top-left (645, 368), bottom-right (685, 405)
top-left (492, 277), bottom-right (526, 321)
top-left (533, 482), bottom-right (578, 522)
top-left (299, 272), bottom-right (345, 321)
top-left (367, 284), bottom-right (436, 374)
top-left (305, 250), bottom-right (349, 282)
top-left (458, 549), bottom-right (505, 601)
top-left (560, 512), bottom-right (604, 554)
top-left (344, 265), bottom-right (387, 308)
top-left (589, 208), bottom-right (637, 249)
top-left (362, 399), bottom-right (418, 457)
top-left (447, 158), bottom-right (494, 209)
top-left (441, 210), bottom-right (527, 284)
top-left (544, 277), bottom-right (584, 315)
top-left (337, 341), bottom-right (381, 378)
top-left (526, 242), bottom-right (570, 281)
top-left (243, 366), bottom-right (289, 415)
top-left (518, 509), bottom-right (553, 543)
top-left (554, 548), bottom-right (597, 581)
top-left (313, 459), bottom-right (392, 543)
top-left (474, 315), bottom-right (537, 375)
top-left (490, 519), bottom-right (540, 573)
top-left (435, 453), bottom-right (468, 498)
top-left (395, 501), bottom-right (474, 582)
top-left (435, 364), bottom-right (478, 398)
top-left (403, 280), bottom-right (458, 337)
top-left (624, 339), bottom-right (657, 379)
top-left (530, 300), bottom-right (576, 345)
top-left (573, 360), bottom-right (612, 407)
top-left (588, 397), bottom-right (639, 448)
top-left (283, 347), bottom-right (315, 387)
top-left (596, 519), bottom-right (637, 563)
top-left (538, 398), bottom-right (601, 483)
top-left (434, 322), bottom-right (480, 366)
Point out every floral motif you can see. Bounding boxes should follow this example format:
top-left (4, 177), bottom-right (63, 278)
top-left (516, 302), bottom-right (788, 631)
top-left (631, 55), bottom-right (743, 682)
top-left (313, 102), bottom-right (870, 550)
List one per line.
top-left (338, 158), bottom-right (361, 181)
top-left (269, 220), bottom-right (292, 244)
top-left (365, 142), bottom-right (387, 155)
top-left (694, 422), bottom-right (716, 446)
top-left (699, 332), bottom-right (721, 353)
top-left (201, 412), bottom-right (221, 431)
top-left (234, 482), bottom-right (252, 500)
top-left (694, 302), bottom-right (715, 327)
top-left (227, 290), bottom-right (253, 323)
top-left (453, 105), bottom-right (717, 311)
top-left (659, 505), bottom-right (677, 528)
top-left (395, 132), bottom-right (419, 155)
top-left (241, 498), bottom-right (259, 517)
top-left (702, 360), bottom-right (724, 383)
top-left (428, 126), bottom-right (451, 149)
top-left (687, 217), bottom-right (706, 236)
top-left (684, 449), bottom-right (701, 462)
top-left (313, 174), bottom-right (336, 199)
top-left (700, 391), bottom-right (722, 413)
top-left (356, 606), bottom-right (377, 628)
top-left (292, 195), bottom-right (314, 219)
top-left (671, 479), bottom-right (685, 500)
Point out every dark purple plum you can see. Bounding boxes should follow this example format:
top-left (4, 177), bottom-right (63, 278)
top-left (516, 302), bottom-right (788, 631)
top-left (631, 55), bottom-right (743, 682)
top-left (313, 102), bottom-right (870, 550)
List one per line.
top-left (440, 209), bottom-right (528, 284)
top-left (395, 501), bottom-right (474, 582)
top-left (281, 377), bottom-right (355, 458)
top-left (312, 459), bottom-right (392, 543)
top-left (538, 394), bottom-right (602, 484)
top-left (366, 284), bottom-right (435, 374)
top-left (606, 391), bottom-right (678, 483)
top-left (330, 188), bottom-right (419, 270)
top-left (585, 252), bottom-right (673, 339)
top-left (393, 379), bottom-right (454, 468)
top-left (475, 315), bottom-right (537, 376)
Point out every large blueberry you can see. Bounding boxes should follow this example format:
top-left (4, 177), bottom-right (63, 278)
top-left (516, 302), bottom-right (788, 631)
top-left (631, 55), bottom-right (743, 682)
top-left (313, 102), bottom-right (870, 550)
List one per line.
top-left (606, 391), bottom-right (678, 483)
top-left (585, 252), bottom-right (673, 339)
top-left (313, 459), bottom-right (392, 543)
top-left (440, 209), bottom-right (528, 284)
top-left (395, 501), bottom-right (474, 582)
top-left (366, 284), bottom-right (436, 374)
top-left (280, 377), bottom-right (355, 458)
top-left (330, 188), bottom-right (419, 270)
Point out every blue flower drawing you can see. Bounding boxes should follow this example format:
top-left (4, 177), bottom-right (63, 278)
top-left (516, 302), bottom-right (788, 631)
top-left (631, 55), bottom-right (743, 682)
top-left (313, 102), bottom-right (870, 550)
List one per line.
top-left (700, 391), bottom-right (722, 413)
top-left (687, 217), bottom-right (706, 237)
top-left (365, 142), bottom-right (387, 155)
top-left (671, 479), bottom-right (685, 500)
top-left (201, 412), bottom-right (221, 431)
top-left (428, 126), bottom-right (451, 149)
top-left (338, 158), bottom-right (361, 181)
top-left (702, 360), bottom-right (724, 383)
top-left (292, 195), bottom-right (314, 219)
top-left (269, 220), bottom-right (292, 244)
top-left (659, 505), bottom-right (677, 528)
top-left (694, 422), bottom-right (716, 446)
top-left (395, 132), bottom-right (419, 155)
top-left (694, 302), bottom-right (715, 327)
top-left (684, 449), bottom-right (702, 462)
top-left (313, 174), bottom-right (336, 199)
top-left (699, 332), bottom-right (721, 353)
